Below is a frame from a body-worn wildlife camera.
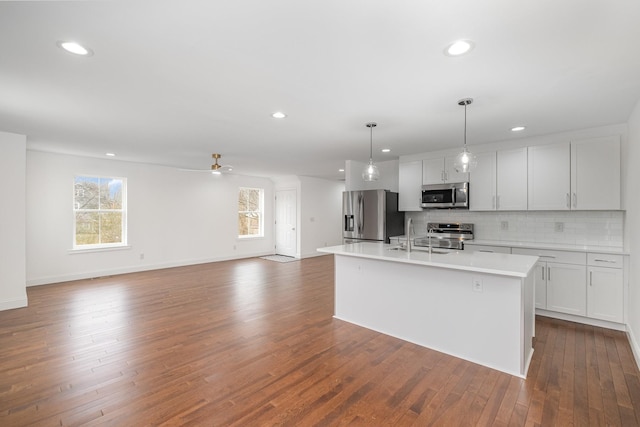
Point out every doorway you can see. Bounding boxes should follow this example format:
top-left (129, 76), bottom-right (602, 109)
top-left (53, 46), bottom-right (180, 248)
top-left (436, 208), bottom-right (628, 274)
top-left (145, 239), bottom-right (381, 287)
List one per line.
top-left (275, 189), bottom-right (297, 257)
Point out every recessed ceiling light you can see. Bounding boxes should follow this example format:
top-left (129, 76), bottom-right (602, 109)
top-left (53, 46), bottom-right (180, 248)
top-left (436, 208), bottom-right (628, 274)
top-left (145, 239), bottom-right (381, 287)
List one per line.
top-left (105, 152), bottom-right (116, 157)
top-left (57, 41), bottom-right (93, 56)
top-left (271, 112), bottom-right (287, 119)
top-left (445, 40), bottom-right (474, 56)
top-left (381, 148), bottom-right (391, 153)
top-left (339, 169), bottom-right (345, 172)
top-left (511, 126), bottom-right (526, 132)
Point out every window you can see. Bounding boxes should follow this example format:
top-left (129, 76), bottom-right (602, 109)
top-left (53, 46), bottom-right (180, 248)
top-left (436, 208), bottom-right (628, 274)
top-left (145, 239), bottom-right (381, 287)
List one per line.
top-left (73, 175), bottom-right (127, 249)
top-left (238, 187), bottom-right (263, 238)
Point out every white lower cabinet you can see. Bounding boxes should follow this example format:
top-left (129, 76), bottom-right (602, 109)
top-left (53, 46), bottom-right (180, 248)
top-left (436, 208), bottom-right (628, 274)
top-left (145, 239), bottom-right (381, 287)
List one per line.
top-left (532, 262), bottom-right (547, 309)
top-left (512, 248), bottom-right (586, 315)
top-left (587, 267), bottom-right (623, 322)
top-left (586, 253), bottom-right (624, 323)
top-left (512, 248), bottom-right (626, 325)
top-left (545, 262), bottom-right (587, 316)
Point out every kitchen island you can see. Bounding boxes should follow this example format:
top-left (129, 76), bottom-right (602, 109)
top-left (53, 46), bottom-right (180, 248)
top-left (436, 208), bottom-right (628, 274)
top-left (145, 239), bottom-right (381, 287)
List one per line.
top-left (318, 242), bottom-right (539, 377)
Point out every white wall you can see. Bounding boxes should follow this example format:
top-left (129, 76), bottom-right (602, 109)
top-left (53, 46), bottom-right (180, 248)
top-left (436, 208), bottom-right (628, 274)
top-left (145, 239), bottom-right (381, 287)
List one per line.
top-left (345, 159), bottom-right (399, 192)
top-left (0, 131), bottom-right (27, 310)
top-left (625, 98), bottom-right (640, 365)
top-left (272, 175), bottom-right (344, 259)
top-left (299, 176), bottom-right (344, 257)
top-left (26, 151), bottom-right (275, 285)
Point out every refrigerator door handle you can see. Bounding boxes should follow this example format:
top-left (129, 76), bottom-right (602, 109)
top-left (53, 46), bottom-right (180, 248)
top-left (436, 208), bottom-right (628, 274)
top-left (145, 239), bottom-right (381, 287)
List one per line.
top-left (358, 194), bottom-right (364, 234)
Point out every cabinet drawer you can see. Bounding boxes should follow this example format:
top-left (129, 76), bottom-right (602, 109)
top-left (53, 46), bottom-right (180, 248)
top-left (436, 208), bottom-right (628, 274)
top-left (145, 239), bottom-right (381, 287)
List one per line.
top-left (512, 248), bottom-right (586, 265)
top-left (587, 253), bottom-right (624, 268)
top-left (466, 244), bottom-right (511, 254)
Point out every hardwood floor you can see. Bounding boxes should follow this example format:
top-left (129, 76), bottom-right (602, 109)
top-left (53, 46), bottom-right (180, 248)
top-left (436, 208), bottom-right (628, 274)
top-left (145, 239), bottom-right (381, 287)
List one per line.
top-left (1, 255), bottom-right (639, 426)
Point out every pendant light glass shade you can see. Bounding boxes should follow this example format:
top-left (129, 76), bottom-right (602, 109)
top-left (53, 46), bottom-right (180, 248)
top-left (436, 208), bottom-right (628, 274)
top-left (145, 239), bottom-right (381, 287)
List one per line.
top-left (453, 147), bottom-right (477, 173)
top-left (453, 98), bottom-right (477, 173)
top-left (362, 122), bottom-right (380, 181)
top-left (363, 159), bottom-right (380, 181)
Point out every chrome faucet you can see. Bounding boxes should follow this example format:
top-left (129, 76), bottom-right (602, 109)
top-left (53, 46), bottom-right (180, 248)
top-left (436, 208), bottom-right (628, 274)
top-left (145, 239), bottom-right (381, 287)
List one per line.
top-left (406, 217), bottom-right (412, 253)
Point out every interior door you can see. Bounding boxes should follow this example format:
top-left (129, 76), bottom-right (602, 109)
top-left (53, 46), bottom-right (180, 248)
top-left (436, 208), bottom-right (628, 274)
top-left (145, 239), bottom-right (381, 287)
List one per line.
top-left (275, 189), bottom-right (297, 257)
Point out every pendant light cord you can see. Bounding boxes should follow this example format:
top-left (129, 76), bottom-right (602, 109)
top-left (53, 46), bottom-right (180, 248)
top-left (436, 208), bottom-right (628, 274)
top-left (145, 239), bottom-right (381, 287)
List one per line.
top-left (366, 122), bottom-right (377, 162)
top-left (464, 102), bottom-right (467, 148)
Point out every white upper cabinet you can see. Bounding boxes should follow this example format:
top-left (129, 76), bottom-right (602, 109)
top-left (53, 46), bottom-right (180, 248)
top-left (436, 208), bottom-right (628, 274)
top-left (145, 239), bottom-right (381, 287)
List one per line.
top-left (497, 147), bottom-right (528, 210)
top-left (469, 152), bottom-right (496, 211)
top-left (422, 156), bottom-right (469, 185)
top-left (571, 135), bottom-right (620, 210)
top-left (408, 134), bottom-right (621, 212)
top-left (528, 136), bottom-right (620, 211)
top-left (471, 148), bottom-right (527, 211)
top-left (528, 142), bottom-right (571, 210)
top-left (398, 161), bottom-right (423, 211)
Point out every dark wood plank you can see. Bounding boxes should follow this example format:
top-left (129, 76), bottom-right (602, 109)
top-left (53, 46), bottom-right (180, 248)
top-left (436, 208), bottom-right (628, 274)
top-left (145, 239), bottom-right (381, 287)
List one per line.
top-left (0, 255), bottom-right (639, 425)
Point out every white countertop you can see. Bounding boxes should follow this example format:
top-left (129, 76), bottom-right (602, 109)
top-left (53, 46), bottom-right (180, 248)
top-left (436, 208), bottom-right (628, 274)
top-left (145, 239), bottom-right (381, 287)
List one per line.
top-left (318, 242), bottom-right (538, 278)
top-left (466, 239), bottom-right (628, 255)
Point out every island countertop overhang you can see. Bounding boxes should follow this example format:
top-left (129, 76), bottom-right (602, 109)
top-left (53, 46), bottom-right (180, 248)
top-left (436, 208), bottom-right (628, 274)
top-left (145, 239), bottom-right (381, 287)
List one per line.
top-left (318, 242), bottom-right (539, 278)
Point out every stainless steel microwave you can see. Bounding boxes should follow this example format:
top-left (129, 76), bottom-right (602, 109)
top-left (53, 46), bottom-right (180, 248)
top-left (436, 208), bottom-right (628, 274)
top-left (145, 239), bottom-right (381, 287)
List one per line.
top-left (421, 182), bottom-right (469, 209)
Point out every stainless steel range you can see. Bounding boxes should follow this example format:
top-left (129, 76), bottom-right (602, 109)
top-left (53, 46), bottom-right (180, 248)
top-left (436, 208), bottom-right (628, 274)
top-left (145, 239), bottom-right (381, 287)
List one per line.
top-left (413, 222), bottom-right (474, 250)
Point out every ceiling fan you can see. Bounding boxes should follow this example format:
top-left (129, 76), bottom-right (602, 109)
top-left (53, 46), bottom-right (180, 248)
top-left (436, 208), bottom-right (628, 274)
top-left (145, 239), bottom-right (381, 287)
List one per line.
top-left (179, 153), bottom-right (233, 175)
top-left (210, 153), bottom-right (233, 174)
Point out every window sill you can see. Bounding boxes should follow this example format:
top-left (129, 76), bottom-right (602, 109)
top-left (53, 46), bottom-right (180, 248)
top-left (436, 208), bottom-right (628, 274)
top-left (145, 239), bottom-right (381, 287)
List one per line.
top-left (68, 245), bottom-right (131, 254)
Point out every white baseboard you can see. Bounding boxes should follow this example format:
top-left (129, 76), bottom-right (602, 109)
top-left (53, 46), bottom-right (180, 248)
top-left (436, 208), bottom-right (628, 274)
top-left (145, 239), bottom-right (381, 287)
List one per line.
top-left (0, 296), bottom-right (28, 311)
top-left (300, 251), bottom-right (331, 259)
top-left (535, 309), bottom-right (626, 331)
top-left (26, 251), bottom-right (273, 287)
top-left (627, 324), bottom-right (640, 371)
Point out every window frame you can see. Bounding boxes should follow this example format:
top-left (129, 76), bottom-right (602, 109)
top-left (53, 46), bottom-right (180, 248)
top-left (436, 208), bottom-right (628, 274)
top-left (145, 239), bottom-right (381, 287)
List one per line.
top-left (72, 175), bottom-right (128, 251)
top-left (237, 187), bottom-right (264, 239)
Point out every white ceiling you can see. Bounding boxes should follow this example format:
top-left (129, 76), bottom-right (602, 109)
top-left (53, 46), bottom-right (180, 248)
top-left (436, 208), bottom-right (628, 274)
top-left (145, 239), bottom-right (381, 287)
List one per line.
top-left (1, 1), bottom-right (640, 180)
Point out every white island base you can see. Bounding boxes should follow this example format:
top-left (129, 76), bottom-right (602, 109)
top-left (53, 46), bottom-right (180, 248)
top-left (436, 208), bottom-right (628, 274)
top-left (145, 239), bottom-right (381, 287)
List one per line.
top-left (321, 244), bottom-right (537, 378)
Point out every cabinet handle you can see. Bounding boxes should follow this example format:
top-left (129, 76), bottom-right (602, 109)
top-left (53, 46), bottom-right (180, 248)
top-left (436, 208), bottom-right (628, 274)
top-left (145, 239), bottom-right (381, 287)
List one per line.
top-left (539, 255), bottom-right (556, 259)
top-left (548, 266), bottom-right (551, 281)
top-left (479, 250), bottom-right (494, 253)
top-left (573, 193), bottom-right (577, 208)
top-left (566, 193), bottom-right (570, 209)
top-left (593, 259), bottom-right (616, 263)
top-left (542, 265), bottom-right (545, 280)
top-left (589, 271), bottom-right (593, 286)
top-left (492, 196), bottom-right (496, 210)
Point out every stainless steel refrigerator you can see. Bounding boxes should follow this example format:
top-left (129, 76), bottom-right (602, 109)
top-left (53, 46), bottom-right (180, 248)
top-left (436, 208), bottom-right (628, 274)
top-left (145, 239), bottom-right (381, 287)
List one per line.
top-left (342, 190), bottom-right (404, 244)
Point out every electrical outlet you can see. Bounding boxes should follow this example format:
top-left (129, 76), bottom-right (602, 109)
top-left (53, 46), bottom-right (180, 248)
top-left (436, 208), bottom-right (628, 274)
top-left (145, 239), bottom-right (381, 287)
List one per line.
top-left (139, 253), bottom-right (144, 260)
top-left (472, 278), bottom-right (483, 292)
top-left (233, 245), bottom-right (237, 250)
top-left (501, 221), bottom-right (509, 231)
top-left (554, 222), bottom-right (564, 232)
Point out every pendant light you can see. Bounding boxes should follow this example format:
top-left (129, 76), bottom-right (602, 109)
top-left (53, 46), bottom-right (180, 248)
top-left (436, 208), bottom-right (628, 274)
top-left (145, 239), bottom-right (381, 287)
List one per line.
top-left (453, 98), bottom-right (477, 173)
top-left (362, 122), bottom-right (380, 181)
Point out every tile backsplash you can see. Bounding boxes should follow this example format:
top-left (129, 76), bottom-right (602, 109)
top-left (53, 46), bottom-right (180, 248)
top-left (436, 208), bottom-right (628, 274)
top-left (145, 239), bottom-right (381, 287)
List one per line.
top-left (406, 210), bottom-right (624, 248)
